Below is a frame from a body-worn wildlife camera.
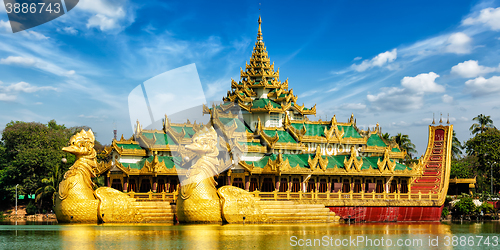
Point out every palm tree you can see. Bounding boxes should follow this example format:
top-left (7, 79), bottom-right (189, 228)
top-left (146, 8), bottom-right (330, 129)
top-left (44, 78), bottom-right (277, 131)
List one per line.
top-left (393, 133), bottom-right (417, 159)
top-left (470, 114), bottom-right (495, 135)
top-left (35, 164), bottom-right (62, 210)
top-left (381, 132), bottom-right (391, 141)
top-left (451, 131), bottom-right (463, 160)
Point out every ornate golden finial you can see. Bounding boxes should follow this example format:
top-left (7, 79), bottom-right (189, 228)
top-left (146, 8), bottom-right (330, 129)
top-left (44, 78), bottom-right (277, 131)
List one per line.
top-left (257, 16), bottom-right (263, 41)
top-left (447, 113), bottom-right (450, 124)
top-left (432, 113), bottom-right (435, 124)
top-left (439, 113), bottom-right (443, 124)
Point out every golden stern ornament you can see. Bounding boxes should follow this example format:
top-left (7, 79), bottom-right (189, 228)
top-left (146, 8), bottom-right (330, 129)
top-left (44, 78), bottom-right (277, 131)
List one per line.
top-left (176, 125), bottom-right (266, 223)
top-left (54, 129), bottom-right (143, 223)
top-left (176, 126), bottom-right (223, 223)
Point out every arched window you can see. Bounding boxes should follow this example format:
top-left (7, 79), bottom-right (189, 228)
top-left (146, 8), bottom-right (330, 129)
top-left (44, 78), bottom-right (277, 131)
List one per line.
top-left (279, 178), bottom-right (288, 192)
top-left (262, 178), bottom-right (274, 192)
top-left (111, 179), bottom-right (122, 191)
top-left (169, 179), bottom-right (178, 193)
top-left (307, 179), bottom-right (315, 192)
top-left (390, 180), bottom-right (398, 193)
top-left (291, 178), bottom-right (301, 192)
top-left (139, 179), bottom-right (151, 192)
top-left (376, 180), bottom-right (384, 193)
top-left (400, 180), bottom-right (408, 193)
top-left (318, 179), bottom-right (328, 192)
top-left (232, 178), bottom-right (244, 189)
top-left (353, 179), bottom-right (362, 193)
top-left (342, 179), bottom-right (350, 193)
top-left (249, 178), bottom-right (258, 192)
top-left (129, 179), bottom-right (137, 192)
top-left (157, 179), bottom-right (165, 193)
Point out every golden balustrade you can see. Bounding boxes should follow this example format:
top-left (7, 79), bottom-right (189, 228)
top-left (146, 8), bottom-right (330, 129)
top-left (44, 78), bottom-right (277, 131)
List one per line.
top-left (124, 189), bottom-right (440, 203)
top-left (126, 190), bottom-right (178, 202)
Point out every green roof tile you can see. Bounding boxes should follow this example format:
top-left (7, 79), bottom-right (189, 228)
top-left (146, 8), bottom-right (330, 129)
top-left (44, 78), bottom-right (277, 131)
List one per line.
top-left (142, 132), bottom-right (177, 145)
top-left (367, 134), bottom-right (387, 147)
top-left (116, 143), bottom-right (142, 150)
top-left (252, 99), bottom-right (281, 109)
top-left (338, 125), bottom-right (363, 138)
top-left (391, 147), bottom-right (401, 152)
top-left (263, 130), bottom-right (297, 143)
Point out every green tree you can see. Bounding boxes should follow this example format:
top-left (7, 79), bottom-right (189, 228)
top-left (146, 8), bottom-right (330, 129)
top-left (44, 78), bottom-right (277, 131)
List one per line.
top-left (381, 132), bottom-right (391, 141)
top-left (393, 133), bottom-right (417, 159)
top-left (470, 114), bottom-right (495, 135)
top-left (452, 131), bottom-right (463, 160)
top-left (35, 163), bottom-right (62, 211)
top-left (450, 156), bottom-right (476, 179)
top-left (0, 120), bottom-right (102, 208)
top-left (453, 197), bottom-right (476, 217)
top-left (465, 128), bottom-right (500, 194)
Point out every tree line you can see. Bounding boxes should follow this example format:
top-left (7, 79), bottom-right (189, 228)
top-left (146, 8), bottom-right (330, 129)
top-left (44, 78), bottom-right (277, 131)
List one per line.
top-left (0, 120), bottom-right (105, 213)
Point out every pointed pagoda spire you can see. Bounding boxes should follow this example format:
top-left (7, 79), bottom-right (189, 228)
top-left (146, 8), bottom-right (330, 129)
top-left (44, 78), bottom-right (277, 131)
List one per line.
top-left (257, 16), bottom-right (263, 41)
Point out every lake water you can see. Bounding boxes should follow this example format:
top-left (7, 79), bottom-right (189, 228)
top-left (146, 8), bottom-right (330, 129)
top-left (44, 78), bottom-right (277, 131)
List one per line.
top-left (0, 221), bottom-right (499, 249)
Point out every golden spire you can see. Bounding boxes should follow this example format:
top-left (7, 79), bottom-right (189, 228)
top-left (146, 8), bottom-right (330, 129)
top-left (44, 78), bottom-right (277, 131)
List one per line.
top-left (257, 16), bottom-right (263, 41)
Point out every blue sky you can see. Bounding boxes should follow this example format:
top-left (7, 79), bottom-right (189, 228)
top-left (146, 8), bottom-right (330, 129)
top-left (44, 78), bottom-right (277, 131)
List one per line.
top-left (0, 0), bottom-right (500, 156)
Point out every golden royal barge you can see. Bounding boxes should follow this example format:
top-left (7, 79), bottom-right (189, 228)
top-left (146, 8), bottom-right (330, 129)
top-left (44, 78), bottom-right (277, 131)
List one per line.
top-left (59, 17), bottom-right (452, 223)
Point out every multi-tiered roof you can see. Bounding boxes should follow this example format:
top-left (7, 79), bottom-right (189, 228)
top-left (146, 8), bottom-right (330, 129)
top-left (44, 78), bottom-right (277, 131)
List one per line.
top-left (223, 16), bottom-right (315, 115)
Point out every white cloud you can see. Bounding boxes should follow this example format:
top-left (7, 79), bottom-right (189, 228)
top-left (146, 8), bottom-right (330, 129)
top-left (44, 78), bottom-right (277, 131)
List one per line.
top-left (62, 27), bottom-right (78, 35)
top-left (0, 56), bottom-right (36, 66)
top-left (465, 75), bottom-right (500, 96)
top-left (367, 87), bottom-right (423, 112)
top-left (351, 49), bottom-right (397, 72)
top-left (353, 56), bottom-right (362, 61)
top-left (445, 32), bottom-right (471, 54)
top-left (463, 7), bottom-right (500, 31)
top-left (0, 93), bottom-right (16, 101)
top-left (0, 20), bottom-right (10, 33)
top-left (78, 0), bottom-right (129, 32)
top-left (87, 14), bottom-right (120, 31)
top-left (401, 72), bottom-right (444, 93)
top-left (340, 103), bottom-right (366, 110)
top-left (442, 94), bottom-right (454, 103)
top-left (21, 31), bottom-right (49, 40)
top-left (0, 81), bottom-right (56, 101)
top-left (451, 60), bottom-right (498, 78)
top-left (1, 81), bottom-right (56, 93)
top-left (0, 56), bottom-right (76, 77)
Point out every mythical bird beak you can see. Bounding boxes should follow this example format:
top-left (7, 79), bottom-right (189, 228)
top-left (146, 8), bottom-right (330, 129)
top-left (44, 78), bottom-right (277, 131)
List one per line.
top-left (62, 145), bottom-right (78, 154)
top-left (185, 143), bottom-right (209, 154)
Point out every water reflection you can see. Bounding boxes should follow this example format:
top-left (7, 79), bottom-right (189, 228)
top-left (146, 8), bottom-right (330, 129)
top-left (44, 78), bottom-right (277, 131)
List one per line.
top-left (0, 222), bottom-right (498, 249)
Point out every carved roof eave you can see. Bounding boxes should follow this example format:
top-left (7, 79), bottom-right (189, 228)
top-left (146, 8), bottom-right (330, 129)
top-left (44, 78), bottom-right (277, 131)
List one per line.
top-left (96, 160), bottom-right (113, 176)
top-left (115, 162), bottom-right (131, 176)
top-left (239, 161), bottom-right (255, 172)
top-left (237, 101), bottom-right (252, 112)
top-left (245, 145), bottom-right (268, 153)
top-left (110, 141), bottom-right (147, 156)
top-left (293, 103), bottom-right (316, 115)
top-left (272, 142), bottom-right (305, 150)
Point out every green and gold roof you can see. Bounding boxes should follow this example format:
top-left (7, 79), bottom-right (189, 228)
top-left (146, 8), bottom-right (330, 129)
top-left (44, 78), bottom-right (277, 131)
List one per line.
top-left (103, 16), bottom-right (413, 177)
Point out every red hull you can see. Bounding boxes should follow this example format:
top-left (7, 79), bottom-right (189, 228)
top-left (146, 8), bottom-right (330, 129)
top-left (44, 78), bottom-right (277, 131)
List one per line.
top-left (329, 206), bottom-right (443, 222)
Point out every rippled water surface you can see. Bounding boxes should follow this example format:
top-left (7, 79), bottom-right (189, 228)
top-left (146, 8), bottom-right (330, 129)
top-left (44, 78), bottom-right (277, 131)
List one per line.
top-left (0, 221), bottom-right (499, 249)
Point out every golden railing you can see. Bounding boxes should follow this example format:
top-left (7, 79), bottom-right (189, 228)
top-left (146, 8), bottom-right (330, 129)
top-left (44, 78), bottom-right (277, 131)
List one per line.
top-left (126, 190), bottom-right (178, 202)
top-left (249, 190), bottom-right (440, 201)
top-left (124, 189), bottom-right (439, 202)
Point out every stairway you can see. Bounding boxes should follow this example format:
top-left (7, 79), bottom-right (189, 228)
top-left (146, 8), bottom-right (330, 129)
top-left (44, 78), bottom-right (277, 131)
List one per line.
top-left (257, 200), bottom-right (340, 223)
top-left (134, 200), bottom-right (176, 223)
top-left (130, 200), bottom-right (339, 223)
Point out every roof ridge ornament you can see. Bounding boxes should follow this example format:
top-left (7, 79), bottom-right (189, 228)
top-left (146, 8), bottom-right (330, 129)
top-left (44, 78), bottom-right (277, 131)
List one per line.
top-left (257, 16), bottom-right (263, 41)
